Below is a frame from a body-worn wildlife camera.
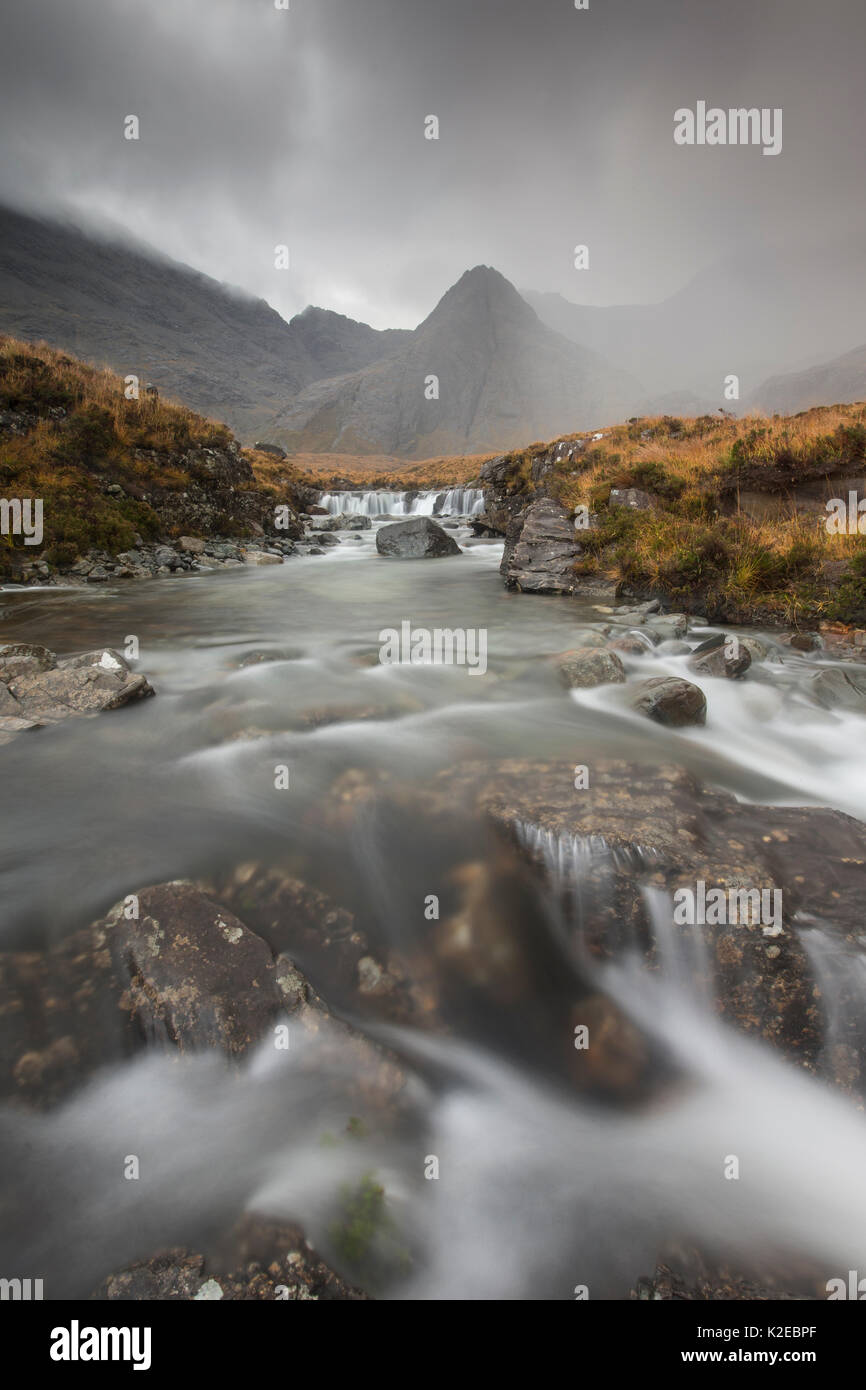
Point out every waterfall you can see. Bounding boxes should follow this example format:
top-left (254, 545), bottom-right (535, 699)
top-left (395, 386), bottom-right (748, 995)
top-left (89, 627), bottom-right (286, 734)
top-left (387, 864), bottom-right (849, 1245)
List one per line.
top-left (318, 488), bottom-right (484, 517)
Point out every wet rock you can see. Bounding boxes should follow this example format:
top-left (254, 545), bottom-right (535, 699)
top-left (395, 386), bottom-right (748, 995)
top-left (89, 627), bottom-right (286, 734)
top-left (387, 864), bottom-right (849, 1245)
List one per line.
top-left (0, 713), bottom-right (45, 745)
top-left (630, 676), bottom-right (707, 726)
top-left (608, 631), bottom-right (658, 656)
top-left (810, 665), bottom-right (866, 713)
top-left (0, 681), bottom-right (21, 715)
top-left (689, 635), bottom-right (751, 679)
top-left (105, 883), bottom-right (287, 1058)
top-left (376, 517), bottom-right (461, 559)
top-left (214, 868), bottom-right (416, 1028)
top-left (178, 536), bottom-right (206, 554)
top-left (95, 1215), bottom-right (367, 1301)
top-left (0, 885), bottom-right (294, 1105)
top-left (447, 757), bottom-right (866, 1078)
top-left (8, 664), bottom-right (154, 718)
top-left (788, 631), bottom-right (822, 653)
top-left (740, 636), bottom-right (768, 663)
top-left (0, 643), bottom-right (56, 681)
top-left (153, 545), bottom-right (181, 570)
top-left (57, 648), bottom-right (131, 674)
top-left (243, 551), bottom-right (283, 566)
top-left (312, 514), bottom-right (371, 532)
top-left (501, 498), bottom-right (579, 594)
top-left (632, 1256), bottom-right (818, 1302)
top-left (647, 614), bottom-right (688, 641)
top-left (555, 648), bottom-right (626, 690)
top-left (614, 600), bottom-right (661, 617)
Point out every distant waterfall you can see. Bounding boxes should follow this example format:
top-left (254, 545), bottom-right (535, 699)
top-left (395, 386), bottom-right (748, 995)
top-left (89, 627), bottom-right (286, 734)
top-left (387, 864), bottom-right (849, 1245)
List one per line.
top-left (318, 488), bottom-right (484, 517)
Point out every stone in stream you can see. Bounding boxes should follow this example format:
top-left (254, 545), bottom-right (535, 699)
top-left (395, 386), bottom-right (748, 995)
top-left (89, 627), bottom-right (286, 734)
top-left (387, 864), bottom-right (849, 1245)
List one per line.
top-left (688, 632), bottom-right (751, 679)
top-left (7, 663), bottom-right (154, 718)
top-left (809, 665), bottom-right (866, 713)
top-left (555, 648), bottom-right (626, 690)
top-left (608, 630), bottom-right (659, 656)
top-left (376, 516), bottom-right (461, 559)
top-left (630, 676), bottom-right (707, 726)
top-left (500, 498), bottom-right (579, 594)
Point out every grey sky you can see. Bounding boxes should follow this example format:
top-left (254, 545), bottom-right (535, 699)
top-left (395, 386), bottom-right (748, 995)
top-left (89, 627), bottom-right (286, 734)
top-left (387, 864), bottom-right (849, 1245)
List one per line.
top-left (1, 0), bottom-right (864, 329)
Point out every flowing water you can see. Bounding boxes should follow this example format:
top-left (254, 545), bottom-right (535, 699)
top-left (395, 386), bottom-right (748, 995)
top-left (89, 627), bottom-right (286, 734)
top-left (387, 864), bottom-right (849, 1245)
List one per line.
top-left (318, 487), bottom-right (485, 516)
top-left (2, 518), bottom-right (866, 1299)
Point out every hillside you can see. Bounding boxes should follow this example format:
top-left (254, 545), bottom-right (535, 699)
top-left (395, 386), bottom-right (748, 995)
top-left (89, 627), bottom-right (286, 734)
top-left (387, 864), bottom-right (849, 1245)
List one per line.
top-left (266, 266), bottom-right (643, 457)
top-left (0, 337), bottom-right (302, 582)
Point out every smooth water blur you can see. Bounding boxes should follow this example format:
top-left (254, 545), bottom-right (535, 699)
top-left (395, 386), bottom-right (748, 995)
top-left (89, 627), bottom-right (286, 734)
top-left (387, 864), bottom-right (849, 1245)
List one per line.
top-left (3, 518), bottom-right (866, 1297)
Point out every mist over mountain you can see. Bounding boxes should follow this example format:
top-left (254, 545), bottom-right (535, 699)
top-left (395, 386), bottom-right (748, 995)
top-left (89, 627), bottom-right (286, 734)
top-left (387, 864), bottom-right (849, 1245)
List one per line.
top-left (750, 343), bottom-right (866, 417)
top-left (0, 206), bottom-right (405, 440)
top-left (526, 239), bottom-right (866, 409)
top-left (266, 266), bottom-right (643, 456)
top-left (2, 202), bottom-right (864, 459)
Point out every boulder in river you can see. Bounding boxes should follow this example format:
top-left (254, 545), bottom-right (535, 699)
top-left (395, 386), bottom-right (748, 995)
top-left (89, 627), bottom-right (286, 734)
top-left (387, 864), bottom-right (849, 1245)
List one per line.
top-left (501, 498), bottom-right (579, 594)
top-left (630, 676), bottom-right (707, 726)
top-left (555, 648), bottom-right (626, 690)
top-left (6, 662), bottom-right (154, 719)
top-left (376, 517), bottom-right (461, 559)
top-left (688, 632), bottom-right (751, 679)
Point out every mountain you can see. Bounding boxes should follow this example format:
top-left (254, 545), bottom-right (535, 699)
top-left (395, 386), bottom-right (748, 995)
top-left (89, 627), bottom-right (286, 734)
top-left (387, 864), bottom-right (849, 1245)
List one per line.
top-left (0, 205), bottom-right (403, 440)
top-left (525, 240), bottom-right (866, 407)
top-left (749, 343), bottom-right (866, 416)
top-left (266, 266), bottom-right (643, 457)
top-left (289, 306), bottom-right (412, 379)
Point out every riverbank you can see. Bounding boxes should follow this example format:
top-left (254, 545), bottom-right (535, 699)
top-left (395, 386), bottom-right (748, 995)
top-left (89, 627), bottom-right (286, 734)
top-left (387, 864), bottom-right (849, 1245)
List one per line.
top-left (472, 404), bottom-right (866, 629)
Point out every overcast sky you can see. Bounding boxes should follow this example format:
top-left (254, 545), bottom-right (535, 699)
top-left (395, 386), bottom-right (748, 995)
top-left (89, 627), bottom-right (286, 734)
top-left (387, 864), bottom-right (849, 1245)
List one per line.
top-left (1, 0), bottom-right (864, 329)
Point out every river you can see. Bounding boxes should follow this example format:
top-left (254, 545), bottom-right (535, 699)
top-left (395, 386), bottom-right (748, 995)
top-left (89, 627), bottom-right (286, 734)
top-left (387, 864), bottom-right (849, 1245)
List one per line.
top-left (2, 513), bottom-right (866, 1299)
